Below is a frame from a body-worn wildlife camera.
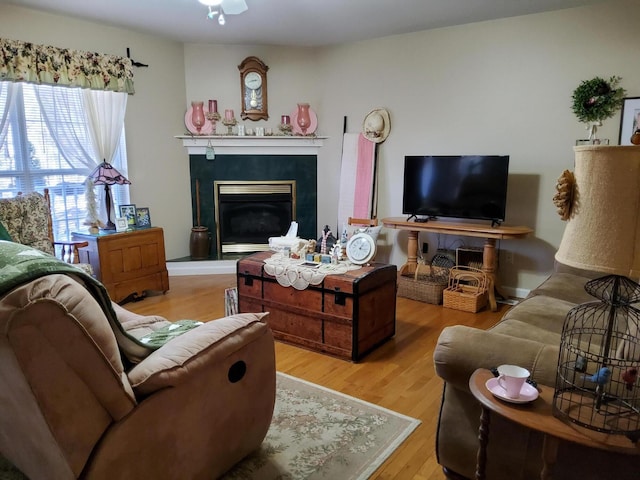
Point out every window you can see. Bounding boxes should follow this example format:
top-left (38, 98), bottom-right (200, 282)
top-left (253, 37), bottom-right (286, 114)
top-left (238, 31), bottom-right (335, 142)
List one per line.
top-left (0, 82), bottom-right (129, 241)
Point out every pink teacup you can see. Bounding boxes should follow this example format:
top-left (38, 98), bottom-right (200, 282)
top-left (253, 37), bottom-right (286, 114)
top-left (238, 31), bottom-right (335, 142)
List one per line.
top-left (497, 364), bottom-right (530, 398)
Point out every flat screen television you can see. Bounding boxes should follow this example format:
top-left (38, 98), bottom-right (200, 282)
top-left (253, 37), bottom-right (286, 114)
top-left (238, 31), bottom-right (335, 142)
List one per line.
top-left (402, 155), bottom-right (510, 224)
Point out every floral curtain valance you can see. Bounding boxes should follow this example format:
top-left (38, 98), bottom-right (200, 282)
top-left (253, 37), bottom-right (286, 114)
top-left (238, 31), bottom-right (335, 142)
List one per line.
top-left (0, 38), bottom-right (134, 94)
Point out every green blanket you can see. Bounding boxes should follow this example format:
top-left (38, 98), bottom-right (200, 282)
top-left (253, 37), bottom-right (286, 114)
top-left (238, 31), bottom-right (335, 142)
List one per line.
top-left (0, 240), bottom-right (161, 364)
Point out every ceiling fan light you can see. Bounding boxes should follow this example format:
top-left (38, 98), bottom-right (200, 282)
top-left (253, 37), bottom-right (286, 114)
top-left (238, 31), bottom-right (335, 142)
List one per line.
top-left (207, 7), bottom-right (218, 19)
top-left (198, 0), bottom-right (223, 6)
top-left (218, 13), bottom-right (226, 25)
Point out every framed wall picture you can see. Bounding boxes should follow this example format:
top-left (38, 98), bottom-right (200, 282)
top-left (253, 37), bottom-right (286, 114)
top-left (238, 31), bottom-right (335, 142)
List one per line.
top-left (136, 207), bottom-right (152, 228)
top-left (115, 217), bottom-right (128, 232)
top-left (119, 204), bottom-right (137, 228)
top-left (618, 97), bottom-right (640, 145)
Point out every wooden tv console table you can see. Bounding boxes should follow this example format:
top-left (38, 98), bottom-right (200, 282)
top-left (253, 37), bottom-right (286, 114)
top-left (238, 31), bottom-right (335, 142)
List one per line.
top-left (382, 217), bottom-right (533, 311)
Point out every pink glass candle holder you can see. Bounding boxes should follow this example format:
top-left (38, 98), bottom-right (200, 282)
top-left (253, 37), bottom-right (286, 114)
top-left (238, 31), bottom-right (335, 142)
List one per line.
top-left (191, 101), bottom-right (205, 135)
top-left (296, 103), bottom-right (311, 136)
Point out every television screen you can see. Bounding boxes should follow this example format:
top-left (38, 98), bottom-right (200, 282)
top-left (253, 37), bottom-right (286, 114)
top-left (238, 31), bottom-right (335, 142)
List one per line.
top-left (402, 155), bottom-right (510, 223)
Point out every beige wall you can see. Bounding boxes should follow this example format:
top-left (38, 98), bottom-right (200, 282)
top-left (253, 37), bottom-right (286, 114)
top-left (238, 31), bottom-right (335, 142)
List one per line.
top-left (315, 0), bottom-right (640, 292)
top-left (3, 0), bottom-right (639, 292)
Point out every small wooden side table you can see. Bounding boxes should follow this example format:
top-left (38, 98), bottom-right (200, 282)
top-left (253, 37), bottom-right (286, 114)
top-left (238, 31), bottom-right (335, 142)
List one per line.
top-left (469, 369), bottom-right (640, 480)
top-left (72, 227), bottom-right (169, 303)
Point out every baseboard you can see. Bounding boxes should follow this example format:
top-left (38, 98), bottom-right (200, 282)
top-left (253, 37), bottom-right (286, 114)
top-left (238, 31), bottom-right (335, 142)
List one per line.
top-left (166, 260), bottom-right (236, 276)
top-left (499, 286), bottom-right (530, 302)
top-left (165, 260), bottom-right (535, 300)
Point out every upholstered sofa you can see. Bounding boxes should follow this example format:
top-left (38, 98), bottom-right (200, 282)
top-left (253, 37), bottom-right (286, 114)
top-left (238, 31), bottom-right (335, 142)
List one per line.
top-left (433, 263), bottom-right (639, 479)
top-left (0, 240), bottom-right (276, 479)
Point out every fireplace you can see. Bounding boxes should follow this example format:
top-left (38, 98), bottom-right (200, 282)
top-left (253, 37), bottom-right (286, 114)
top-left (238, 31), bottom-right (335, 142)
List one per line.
top-left (180, 135), bottom-right (324, 261)
top-left (214, 180), bottom-right (295, 258)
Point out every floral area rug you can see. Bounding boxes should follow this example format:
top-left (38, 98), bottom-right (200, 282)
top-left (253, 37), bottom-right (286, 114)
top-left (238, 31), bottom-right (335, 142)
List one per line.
top-left (0, 372), bottom-right (420, 480)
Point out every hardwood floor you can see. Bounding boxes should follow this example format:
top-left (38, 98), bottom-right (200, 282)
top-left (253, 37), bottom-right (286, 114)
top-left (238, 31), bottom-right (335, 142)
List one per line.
top-left (125, 274), bottom-right (507, 480)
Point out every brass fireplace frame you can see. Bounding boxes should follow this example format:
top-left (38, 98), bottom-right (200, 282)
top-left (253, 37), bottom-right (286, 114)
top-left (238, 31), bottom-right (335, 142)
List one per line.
top-left (213, 180), bottom-right (296, 258)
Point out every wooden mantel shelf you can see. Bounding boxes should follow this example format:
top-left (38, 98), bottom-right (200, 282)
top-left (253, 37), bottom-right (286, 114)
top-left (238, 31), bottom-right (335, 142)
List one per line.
top-left (176, 135), bottom-right (326, 155)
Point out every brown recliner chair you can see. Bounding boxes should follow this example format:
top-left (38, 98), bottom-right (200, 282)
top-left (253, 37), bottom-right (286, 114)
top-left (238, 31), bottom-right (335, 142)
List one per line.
top-left (0, 244), bottom-right (276, 479)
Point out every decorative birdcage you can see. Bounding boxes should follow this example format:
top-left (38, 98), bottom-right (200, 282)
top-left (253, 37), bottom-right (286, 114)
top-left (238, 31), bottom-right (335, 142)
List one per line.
top-left (553, 275), bottom-right (640, 443)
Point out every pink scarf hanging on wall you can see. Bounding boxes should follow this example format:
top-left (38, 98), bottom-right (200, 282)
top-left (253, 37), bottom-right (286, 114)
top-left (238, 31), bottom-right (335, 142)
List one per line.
top-left (337, 133), bottom-right (377, 228)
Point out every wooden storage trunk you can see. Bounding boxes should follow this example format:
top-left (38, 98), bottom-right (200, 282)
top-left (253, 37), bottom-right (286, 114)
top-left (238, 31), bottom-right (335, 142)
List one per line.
top-left (237, 251), bottom-right (397, 361)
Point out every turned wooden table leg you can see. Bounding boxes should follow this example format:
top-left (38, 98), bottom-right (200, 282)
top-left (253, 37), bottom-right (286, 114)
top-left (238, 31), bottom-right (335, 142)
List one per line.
top-left (482, 238), bottom-right (499, 311)
top-left (540, 434), bottom-right (559, 480)
top-left (475, 406), bottom-right (490, 480)
top-left (399, 230), bottom-right (419, 276)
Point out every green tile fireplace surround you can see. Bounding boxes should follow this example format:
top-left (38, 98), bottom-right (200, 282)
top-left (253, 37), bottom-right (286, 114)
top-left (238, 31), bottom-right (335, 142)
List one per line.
top-left (189, 153), bottom-right (317, 259)
top-left (177, 136), bottom-right (323, 260)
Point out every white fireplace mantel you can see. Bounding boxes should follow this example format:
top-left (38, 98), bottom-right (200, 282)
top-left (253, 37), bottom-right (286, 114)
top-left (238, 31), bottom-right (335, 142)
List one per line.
top-left (176, 135), bottom-right (326, 156)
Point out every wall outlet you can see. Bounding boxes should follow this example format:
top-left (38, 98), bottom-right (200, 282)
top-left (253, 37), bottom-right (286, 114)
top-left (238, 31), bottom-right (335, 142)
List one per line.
top-left (422, 242), bottom-right (429, 254)
top-left (505, 251), bottom-right (514, 264)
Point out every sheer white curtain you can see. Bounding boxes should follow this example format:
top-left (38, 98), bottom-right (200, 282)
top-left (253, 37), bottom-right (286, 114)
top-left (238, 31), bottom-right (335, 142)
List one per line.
top-left (83, 89), bottom-right (128, 165)
top-left (36, 86), bottom-right (128, 224)
top-left (83, 89), bottom-right (128, 224)
top-left (0, 82), bottom-right (15, 149)
top-left (34, 85), bottom-right (97, 171)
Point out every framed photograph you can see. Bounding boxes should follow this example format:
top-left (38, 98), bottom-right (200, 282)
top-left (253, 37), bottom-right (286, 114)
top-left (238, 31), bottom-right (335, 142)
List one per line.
top-left (136, 207), bottom-right (152, 229)
top-left (618, 97), bottom-right (640, 145)
top-left (115, 217), bottom-right (128, 232)
top-left (119, 204), bottom-right (137, 228)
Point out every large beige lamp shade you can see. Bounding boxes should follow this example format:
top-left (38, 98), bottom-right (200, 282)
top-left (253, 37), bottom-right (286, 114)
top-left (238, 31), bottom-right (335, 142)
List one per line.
top-left (555, 146), bottom-right (640, 278)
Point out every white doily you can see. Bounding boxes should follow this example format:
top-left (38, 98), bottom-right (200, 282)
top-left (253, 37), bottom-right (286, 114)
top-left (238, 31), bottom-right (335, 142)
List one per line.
top-left (263, 253), bottom-right (360, 290)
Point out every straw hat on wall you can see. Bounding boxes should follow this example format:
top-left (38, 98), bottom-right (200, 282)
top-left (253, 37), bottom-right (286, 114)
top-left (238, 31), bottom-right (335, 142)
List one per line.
top-left (362, 108), bottom-right (391, 143)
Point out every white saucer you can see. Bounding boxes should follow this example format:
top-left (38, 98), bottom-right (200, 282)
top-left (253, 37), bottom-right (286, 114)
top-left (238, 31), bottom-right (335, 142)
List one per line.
top-left (485, 377), bottom-right (539, 404)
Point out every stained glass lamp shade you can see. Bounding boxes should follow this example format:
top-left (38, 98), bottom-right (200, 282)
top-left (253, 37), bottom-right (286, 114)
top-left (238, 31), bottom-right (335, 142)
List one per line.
top-left (87, 160), bottom-right (131, 230)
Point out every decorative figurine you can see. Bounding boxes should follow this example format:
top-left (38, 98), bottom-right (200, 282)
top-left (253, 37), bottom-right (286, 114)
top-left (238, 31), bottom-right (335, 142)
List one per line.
top-left (331, 243), bottom-right (342, 263)
top-left (622, 367), bottom-right (638, 391)
top-left (582, 366), bottom-right (612, 386)
top-left (306, 239), bottom-right (317, 254)
top-left (574, 355), bottom-right (587, 373)
top-left (317, 225), bottom-right (336, 254)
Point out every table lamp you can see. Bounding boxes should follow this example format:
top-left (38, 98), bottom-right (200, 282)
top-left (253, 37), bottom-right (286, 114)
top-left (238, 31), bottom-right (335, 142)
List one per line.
top-left (555, 146), bottom-right (640, 278)
top-left (553, 145), bottom-right (640, 443)
top-left (87, 160), bottom-right (131, 230)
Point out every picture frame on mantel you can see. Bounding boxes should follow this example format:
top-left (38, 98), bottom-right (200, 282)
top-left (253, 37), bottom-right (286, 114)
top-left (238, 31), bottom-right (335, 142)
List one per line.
top-left (618, 97), bottom-right (640, 145)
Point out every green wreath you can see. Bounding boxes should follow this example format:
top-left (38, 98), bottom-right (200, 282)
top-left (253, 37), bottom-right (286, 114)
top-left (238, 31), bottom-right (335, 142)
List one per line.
top-left (571, 76), bottom-right (625, 123)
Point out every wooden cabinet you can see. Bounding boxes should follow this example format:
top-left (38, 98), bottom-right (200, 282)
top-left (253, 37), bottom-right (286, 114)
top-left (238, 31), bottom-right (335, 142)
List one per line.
top-left (237, 251), bottom-right (397, 361)
top-left (72, 227), bottom-right (170, 303)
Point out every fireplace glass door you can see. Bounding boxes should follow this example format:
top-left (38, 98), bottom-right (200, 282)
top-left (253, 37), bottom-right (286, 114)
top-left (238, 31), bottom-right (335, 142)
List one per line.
top-left (214, 181), bottom-right (295, 259)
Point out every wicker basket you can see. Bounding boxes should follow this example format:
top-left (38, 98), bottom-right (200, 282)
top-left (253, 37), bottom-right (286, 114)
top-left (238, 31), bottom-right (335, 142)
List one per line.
top-left (442, 266), bottom-right (488, 313)
top-left (397, 262), bottom-right (448, 304)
